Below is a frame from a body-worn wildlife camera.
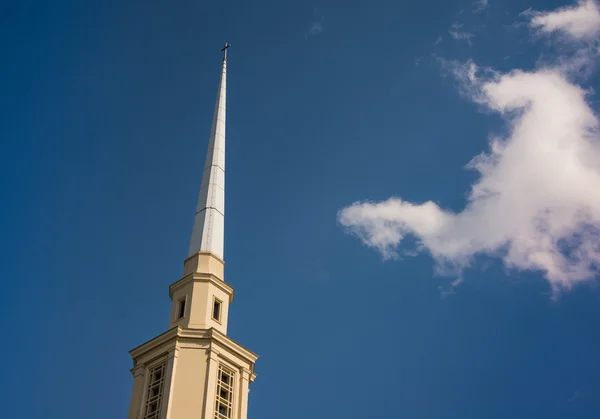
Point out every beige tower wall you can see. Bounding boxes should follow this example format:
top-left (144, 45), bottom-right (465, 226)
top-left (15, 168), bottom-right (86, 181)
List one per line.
top-left (169, 253), bottom-right (232, 334)
top-left (127, 328), bottom-right (179, 419)
top-left (167, 345), bottom-right (210, 418)
top-left (128, 328), bottom-right (257, 419)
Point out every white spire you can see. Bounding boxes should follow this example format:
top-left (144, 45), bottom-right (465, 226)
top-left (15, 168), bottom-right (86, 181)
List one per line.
top-left (188, 49), bottom-right (228, 260)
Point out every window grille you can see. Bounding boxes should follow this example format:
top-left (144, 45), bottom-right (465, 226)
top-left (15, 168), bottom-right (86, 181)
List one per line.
top-left (214, 364), bottom-right (234, 419)
top-left (143, 362), bottom-right (166, 419)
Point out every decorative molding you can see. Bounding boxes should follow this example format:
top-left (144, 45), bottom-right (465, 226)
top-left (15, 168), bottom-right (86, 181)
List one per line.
top-left (130, 327), bottom-right (257, 374)
top-left (183, 251), bottom-right (225, 267)
top-left (208, 328), bottom-right (259, 364)
top-left (130, 327), bottom-right (180, 360)
top-left (169, 273), bottom-right (234, 303)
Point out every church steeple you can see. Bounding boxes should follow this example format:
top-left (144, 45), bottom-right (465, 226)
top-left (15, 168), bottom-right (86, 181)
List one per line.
top-left (188, 43), bottom-right (229, 260)
top-left (127, 44), bottom-right (258, 419)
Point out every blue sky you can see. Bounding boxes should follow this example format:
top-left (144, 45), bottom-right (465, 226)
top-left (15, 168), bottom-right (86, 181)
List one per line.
top-left (2, 0), bottom-right (600, 418)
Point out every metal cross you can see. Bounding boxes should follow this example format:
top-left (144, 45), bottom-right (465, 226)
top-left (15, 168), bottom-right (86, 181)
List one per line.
top-left (221, 42), bottom-right (231, 60)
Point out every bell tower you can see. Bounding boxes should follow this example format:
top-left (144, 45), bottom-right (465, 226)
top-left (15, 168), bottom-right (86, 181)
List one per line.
top-left (127, 43), bottom-right (258, 419)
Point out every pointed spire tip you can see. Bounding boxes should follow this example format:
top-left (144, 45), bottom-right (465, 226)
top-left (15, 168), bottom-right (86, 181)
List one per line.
top-left (221, 42), bottom-right (231, 60)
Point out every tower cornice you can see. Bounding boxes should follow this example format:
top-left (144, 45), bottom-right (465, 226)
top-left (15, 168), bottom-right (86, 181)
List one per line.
top-left (129, 326), bottom-right (258, 379)
top-left (169, 272), bottom-right (234, 303)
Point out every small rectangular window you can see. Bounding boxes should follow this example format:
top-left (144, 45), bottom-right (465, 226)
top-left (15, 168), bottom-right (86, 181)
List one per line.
top-left (177, 298), bottom-right (186, 320)
top-left (212, 298), bottom-right (222, 322)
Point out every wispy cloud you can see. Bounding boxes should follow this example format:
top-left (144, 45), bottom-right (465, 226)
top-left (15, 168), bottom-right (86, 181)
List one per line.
top-left (473, 0), bottom-right (489, 14)
top-left (305, 18), bottom-right (324, 39)
top-left (527, 1), bottom-right (600, 79)
top-left (527, 0), bottom-right (600, 40)
top-left (448, 22), bottom-right (475, 45)
top-left (338, 1), bottom-right (600, 295)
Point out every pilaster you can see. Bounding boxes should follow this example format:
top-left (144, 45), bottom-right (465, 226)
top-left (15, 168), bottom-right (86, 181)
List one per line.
top-left (203, 348), bottom-right (221, 419)
top-left (128, 365), bottom-right (146, 419)
top-left (238, 369), bottom-right (251, 419)
top-left (162, 347), bottom-right (179, 419)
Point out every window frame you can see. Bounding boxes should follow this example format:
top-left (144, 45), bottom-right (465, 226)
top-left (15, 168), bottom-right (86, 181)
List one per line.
top-left (176, 296), bottom-right (187, 321)
top-left (212, 297), bottom-right (223, 324)
top-left (142, 358), bottom-right (168, 419)
top-left (214, 363), bottom-right (235, 419)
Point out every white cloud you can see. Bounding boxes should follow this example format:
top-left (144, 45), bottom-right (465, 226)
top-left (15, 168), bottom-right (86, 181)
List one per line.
top-left (473, 0), bottom-right (489, 14)
top-left (449, 22), bottom-right (475, 45)
top-left (528, 0), bottom-right (600, 79)
top-left (338, 1), bottom-right (600, 293)
top-left (528, 0), bottom-right (600, 40)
